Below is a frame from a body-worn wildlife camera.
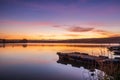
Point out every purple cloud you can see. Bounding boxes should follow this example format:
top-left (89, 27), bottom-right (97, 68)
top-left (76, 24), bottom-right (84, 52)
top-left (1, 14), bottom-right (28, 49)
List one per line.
top-left (54, 25), bottom-right (94, 32)
top-left (67, 26), bottom-right (94, 32)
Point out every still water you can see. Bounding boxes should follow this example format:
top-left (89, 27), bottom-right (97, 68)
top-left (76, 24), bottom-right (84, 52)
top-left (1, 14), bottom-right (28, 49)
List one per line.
top-left (0, 43), bottom-right (119, 80)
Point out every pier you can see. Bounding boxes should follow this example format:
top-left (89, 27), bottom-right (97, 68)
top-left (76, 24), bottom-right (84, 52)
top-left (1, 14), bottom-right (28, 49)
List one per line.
top-left (57, 52), bottom-right (120, 66)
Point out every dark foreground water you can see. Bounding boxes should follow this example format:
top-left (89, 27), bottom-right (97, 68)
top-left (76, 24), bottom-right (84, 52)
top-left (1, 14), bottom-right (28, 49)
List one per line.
top-left (0, 43), bottom-right (120, 80)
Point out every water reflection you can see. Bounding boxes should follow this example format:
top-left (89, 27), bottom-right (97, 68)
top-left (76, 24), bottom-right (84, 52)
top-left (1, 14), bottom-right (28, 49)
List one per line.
top-left (0, 43), bottom-right (6, 48)
top-left (57, 54), bottom-right (120, 80)
top-left (57, 58), bottom-right (104, 80)
top-left (0, 43), bottom-right (120, 80)
top-left (0, 43), bottom-right (28, 48)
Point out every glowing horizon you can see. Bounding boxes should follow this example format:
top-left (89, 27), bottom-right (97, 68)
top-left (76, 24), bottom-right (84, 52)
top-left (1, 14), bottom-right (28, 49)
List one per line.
top-left (0, 0), bottom-right (120, 40)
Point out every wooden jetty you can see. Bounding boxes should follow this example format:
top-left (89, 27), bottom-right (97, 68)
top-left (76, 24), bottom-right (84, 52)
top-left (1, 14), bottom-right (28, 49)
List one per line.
top-left (57, 52), bottom-right (120, 65)
top-left (108, 46), bottom-right (120, 55)
top-left (57, 52), bottom-right (120, 80)
top-left (108, 46), bottom-right (120, 51)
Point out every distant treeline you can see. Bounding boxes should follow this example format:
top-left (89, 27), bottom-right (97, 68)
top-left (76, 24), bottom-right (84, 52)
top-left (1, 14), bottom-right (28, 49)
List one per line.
top-left (0, 37), bottom-right (120, 43)
top-left (0, 39), bottom-right (28, 43)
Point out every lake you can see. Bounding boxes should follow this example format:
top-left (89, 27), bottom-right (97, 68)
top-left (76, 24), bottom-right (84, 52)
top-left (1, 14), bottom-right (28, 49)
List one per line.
top-left (0, 43), bottom-right (120, 80)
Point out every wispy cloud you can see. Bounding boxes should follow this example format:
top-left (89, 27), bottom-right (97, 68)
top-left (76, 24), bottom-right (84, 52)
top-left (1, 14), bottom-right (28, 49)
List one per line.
top-left (23, 0), bottom-right (120, 16)
top-left (93, 30), bottom-right (120, 37)
top-left (52, 24), bottom-right (120, 38)
top-left (0, 20), bottom-right (54, 27)
top-left (67, 26), bottom-right (94, 32)
top-left (0, 33), bottom-right (33, 39)
top-left (53, 25), bottom-right (94, 32)
top-left (38, 33), bottom-right (83, 40)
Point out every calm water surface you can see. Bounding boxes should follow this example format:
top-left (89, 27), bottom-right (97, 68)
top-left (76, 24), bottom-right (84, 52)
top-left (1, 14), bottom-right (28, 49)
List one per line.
top-left (0, 43), bottom-right (119, 80)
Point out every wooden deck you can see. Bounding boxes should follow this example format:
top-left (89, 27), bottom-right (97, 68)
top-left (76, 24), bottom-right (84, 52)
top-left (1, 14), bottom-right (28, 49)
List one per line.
top-left (57, 52), bottom-right (120, 65)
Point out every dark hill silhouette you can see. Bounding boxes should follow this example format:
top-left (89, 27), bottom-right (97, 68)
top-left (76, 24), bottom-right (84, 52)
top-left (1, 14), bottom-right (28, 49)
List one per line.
top-left (59, 37), bottom-right (120, 43)
top-left (0, 37), bottom-right (120, 43)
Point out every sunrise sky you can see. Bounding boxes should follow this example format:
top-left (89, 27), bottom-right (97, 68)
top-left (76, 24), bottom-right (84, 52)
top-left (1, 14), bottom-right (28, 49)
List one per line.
top-left (0, 0), bottom-right (120, 40)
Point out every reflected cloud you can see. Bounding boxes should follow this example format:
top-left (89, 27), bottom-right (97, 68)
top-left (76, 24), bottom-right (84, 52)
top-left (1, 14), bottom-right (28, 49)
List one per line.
top-left (0, 43), bottom-right (120, 80)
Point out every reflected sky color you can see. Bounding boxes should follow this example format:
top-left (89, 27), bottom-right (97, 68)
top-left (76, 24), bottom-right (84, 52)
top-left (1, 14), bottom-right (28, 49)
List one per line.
top-left (0, 43), bottom-right (113, 66)
top-left (0, 43), bottom-right (119, 80)
top-left (0, 0), bottom-right (120, 39)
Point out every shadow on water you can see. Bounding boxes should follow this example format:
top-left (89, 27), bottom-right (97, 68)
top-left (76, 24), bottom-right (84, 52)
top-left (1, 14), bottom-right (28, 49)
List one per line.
top-left (57, 54), bottom-right (120, 80)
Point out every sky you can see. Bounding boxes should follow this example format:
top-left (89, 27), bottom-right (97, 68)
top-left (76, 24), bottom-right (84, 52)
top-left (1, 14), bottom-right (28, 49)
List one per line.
top-left (0, 0), bottom-right (120, 40)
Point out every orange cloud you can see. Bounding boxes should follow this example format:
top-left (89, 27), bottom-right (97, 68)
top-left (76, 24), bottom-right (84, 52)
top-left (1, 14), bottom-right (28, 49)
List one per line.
top-left (93, 30), bottom-right (120, 37)
top-left (1, 22), bottom-right (120, 40)
top-left (0, 33), bottom-right (38, 39)
top-left (37, 34), bottom-right (83, 40)
top-left (64, 34), bottom-right (82, 37)
top-left (52, 25), bottom-right (120, 38)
